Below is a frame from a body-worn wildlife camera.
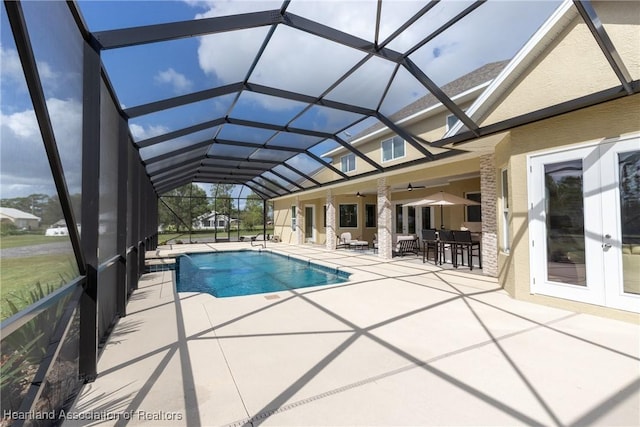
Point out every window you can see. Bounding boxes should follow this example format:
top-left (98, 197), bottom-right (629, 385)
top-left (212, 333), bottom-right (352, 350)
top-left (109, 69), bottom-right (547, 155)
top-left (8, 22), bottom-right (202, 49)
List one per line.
top-left (340, 153), bottom-right (355, 172)
top-left (339, 204), bottom-right (357, 228)
top-left (323, 205), bottom-right (327, 227)
top-left (291, 206), bottom-right (296, 231)
top-left (446, 114), bottom-right (458, 131)
top-left (381, 136), bottom-right (405, 162)
top-left (465, 192), bottom-right (482, 222)
top-left (365, 204), bottom-right (376, 228)
top-left (501, 168), bottom-right (510, 253)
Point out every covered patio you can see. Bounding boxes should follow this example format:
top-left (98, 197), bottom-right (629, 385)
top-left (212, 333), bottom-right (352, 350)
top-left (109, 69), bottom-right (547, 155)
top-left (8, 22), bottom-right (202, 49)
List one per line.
top-left (67, 243), bottom-right (639, 426)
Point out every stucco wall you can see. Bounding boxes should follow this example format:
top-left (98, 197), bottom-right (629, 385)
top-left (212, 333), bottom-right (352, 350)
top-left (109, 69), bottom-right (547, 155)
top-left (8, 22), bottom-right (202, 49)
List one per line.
top-left (501, 94), bottom-right (640, 322)
top-left (482, 10), bottom-right (625, 127)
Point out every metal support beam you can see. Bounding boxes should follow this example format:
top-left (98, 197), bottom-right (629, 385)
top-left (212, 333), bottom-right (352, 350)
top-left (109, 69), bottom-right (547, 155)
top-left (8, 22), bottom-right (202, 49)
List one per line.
top-left (136, 118), bottom-right (225, 148)
top-left (143, 140), bottom-right (213, 166)
top-left (282, 12), bottom-right (403, 62)
top-left (248, 179), bottom-right (281, 197)
top-left (116, 116), bottom-right (129, 317)
top-left (79, 40), bottom-right (102, 383)
top-left (215, 138), bottom-right (304, 153)
top-left (378, 1), bottom-right (439, 49)
top-left (306, 151), bottom-right (349, 179)
top-left (402, 58), bottom-right (480, 136)
top-left (245, 182), bottom-right (272, 200)
top-left (282, 162), bottom-right (321, 186)
top-left (124, 82), bottom-right (243, 118)
top-left (403, 1), bottom-right (483, 58)
top-left (254, 175), bottom-right (292, 194)
top-left (433, 80), bottom-right (640, 148)
top-left (148, 157), bottom-right (203, 177)
top-left (94, 9), bottom-right (284, 49)
top-left (574, 0), bottom-right (634, 95)
top-left (334, 135), bottom-right (383, 171)
top-left (268, 169), bottom-right (305, 190)
top-left (375, 113), bottom-right (434, 160)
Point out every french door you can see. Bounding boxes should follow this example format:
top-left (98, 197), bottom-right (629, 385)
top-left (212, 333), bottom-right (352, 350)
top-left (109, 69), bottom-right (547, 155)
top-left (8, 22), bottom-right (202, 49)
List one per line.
top-left (528, 135), bottom-right (639, 312)
top-left (304, 205), bottom-right (315, 243)
top-left (393, 203), bottom-right (433, 241)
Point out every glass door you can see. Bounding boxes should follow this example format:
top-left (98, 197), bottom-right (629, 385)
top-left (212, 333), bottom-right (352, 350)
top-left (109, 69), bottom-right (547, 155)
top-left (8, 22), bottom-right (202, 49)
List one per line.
top-left (393, 203), bottom-right (419, 242)
top-left (528, 135), bottom-right (639, 312)
top-left (304, 205), bottom-right (315, 243)
top-left (601, 139), bottom-right (640, 312)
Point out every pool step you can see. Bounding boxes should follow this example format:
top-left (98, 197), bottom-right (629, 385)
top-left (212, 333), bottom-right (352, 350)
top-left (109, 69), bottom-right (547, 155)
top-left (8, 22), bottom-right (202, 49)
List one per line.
top-left (144, 257), bottom-right (176, 273)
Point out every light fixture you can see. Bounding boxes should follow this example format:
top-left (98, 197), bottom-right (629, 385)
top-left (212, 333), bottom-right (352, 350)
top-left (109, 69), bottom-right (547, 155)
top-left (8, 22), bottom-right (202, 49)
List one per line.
top-left (356, 192), bottom-right (363, 197)
top-left (407, 183), bottom-right (413, 191)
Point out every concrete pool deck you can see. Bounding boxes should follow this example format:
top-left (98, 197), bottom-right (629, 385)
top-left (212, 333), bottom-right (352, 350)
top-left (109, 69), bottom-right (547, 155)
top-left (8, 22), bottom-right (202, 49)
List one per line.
top-left (67, 243), bottom-right (640, 426)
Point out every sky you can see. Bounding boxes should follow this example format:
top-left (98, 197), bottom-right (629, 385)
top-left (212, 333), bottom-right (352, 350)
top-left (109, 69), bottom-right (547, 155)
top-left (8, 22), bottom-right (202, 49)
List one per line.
top-left (1, 0), bottom-right (562, 201)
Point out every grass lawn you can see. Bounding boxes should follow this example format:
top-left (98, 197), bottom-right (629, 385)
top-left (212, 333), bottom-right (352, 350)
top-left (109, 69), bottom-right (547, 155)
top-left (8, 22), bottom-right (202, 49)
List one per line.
top-left (0, 234), bottom-right (69, 250)
top-left (159, 228), bottom-right (275, 244)
top-left (0, 253), bottom-right (77, 321)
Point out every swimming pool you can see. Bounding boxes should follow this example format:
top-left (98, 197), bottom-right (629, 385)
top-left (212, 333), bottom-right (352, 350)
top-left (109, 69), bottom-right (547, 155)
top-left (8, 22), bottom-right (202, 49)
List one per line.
top-left (176, 250), bottom-right (350, 297)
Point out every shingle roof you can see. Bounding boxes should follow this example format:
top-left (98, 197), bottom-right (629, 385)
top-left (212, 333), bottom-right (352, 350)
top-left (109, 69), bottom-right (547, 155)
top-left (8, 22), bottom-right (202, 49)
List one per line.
top-left (354, 60), bottom-right (510, 140)
top-left (0, 207), bottom-right (41, 221)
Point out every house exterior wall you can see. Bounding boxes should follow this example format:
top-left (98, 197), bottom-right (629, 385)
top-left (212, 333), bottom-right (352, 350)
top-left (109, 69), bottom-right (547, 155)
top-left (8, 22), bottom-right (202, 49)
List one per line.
top-left (482, 2), bottom-right (638, 127)
top-left (328, 101), bottom-right (476, 175)
top-left (499, 94), bottom-right (639, 322)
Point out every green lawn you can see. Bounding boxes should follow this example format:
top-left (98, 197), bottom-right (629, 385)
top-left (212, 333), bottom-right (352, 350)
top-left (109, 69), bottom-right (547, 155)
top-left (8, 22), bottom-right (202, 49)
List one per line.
top-left (159, 228), bottom-right (275, 244)
top-left (0, 254), bottom-right (77, 320)
top-left (0, 234), bottom-right (69, 250)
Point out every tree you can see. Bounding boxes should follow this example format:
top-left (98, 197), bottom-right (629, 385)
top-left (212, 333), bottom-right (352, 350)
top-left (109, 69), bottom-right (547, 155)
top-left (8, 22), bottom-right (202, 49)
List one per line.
top-left (210, 184), bottom-right (236, 232)
top-left (158, 184), bottom-right (210, 232)
top-left (241, 193), bottom-right (264, 231)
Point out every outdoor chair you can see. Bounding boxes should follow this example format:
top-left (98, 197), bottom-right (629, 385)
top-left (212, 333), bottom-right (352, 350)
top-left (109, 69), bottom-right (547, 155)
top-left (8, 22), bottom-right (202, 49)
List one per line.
top-left (395, 235), bottom-right (419, 257)
top-left (452, 230), bottom-right (482, 270)
top-left (421, 229), bottom-right (438, 264)
top-left (336, 232), bottom-right (352, 249)
top-left (438, 230), bottom-right (456, 266)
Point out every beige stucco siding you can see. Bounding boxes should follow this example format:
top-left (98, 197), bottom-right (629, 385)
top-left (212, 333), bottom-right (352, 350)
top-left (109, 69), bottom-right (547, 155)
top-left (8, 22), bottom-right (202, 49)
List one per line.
top-left (482, 14), bottom-right (622, 127)
top-left (593, 0), bottom-right (640, 81)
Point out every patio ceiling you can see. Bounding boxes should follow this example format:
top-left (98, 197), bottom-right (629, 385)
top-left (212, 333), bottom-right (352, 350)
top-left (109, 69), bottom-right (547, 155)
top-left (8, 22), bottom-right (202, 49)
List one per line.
top-left (76, 0), bottom-right (638, 199)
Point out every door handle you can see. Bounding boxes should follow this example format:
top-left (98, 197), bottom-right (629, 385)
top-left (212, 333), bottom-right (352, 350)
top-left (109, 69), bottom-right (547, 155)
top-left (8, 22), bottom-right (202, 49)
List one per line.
top-left (602, 243), bottom-right (612, 249)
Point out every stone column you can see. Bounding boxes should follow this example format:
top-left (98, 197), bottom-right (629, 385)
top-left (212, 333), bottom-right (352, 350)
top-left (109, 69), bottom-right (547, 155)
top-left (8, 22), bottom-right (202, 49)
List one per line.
top-left (326, 191), bottom-right (336, 250)
top-left (377, 177), bottom-right (393, 259)
top-left (294, 197), bottom-right (303, 245)
top-left (480, 154), bottom-right (498, 276)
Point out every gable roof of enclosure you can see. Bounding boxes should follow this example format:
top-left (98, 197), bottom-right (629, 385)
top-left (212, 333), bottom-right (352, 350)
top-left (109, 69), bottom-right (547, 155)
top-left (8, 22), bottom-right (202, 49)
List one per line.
top-left (77, 0), bottom-right (640, 199)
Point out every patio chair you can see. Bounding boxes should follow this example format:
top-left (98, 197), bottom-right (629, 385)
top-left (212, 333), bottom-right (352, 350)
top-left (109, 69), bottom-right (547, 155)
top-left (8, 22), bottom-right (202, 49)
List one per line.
top-left (336, 232), bottom-right (352, 249)
top-left (452, 230), bottom-right (482, 270)
top-left (421, 229), bottom-right (438, 264)
top-left (438, 229), bottom-right (456, 266)
top-left (395, 235), bottom-right (419, 257)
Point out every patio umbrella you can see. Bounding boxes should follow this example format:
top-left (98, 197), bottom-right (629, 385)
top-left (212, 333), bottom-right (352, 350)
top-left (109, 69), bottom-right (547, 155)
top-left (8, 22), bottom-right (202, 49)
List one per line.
top-left (405, 191), bottom-right (480, 229)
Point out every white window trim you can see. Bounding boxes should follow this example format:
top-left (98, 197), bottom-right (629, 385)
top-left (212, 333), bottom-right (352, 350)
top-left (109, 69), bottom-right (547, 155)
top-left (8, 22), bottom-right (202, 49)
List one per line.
top-left (291, 205), bottom-right (297, 231)
top-left (338, 203), bottom-right (358, 229)
top-left (501, 168), bottom-right (510, 254)
top-left (340, 153), bottom-right (356, 173)
top-left (381, 136), bottom-right (406, 163)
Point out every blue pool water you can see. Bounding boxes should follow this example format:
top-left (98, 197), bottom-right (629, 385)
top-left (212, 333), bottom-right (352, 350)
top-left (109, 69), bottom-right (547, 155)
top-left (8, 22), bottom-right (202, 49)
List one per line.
top-left (176, 251), bottom-right (350, 297)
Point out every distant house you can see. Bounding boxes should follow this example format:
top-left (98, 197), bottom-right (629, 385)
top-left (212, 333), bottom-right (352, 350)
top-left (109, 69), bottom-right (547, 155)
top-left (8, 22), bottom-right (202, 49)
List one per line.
top-left (0, 207), bottom-right (40, 230)
top-left (194, 211), bottom-right (238, 230)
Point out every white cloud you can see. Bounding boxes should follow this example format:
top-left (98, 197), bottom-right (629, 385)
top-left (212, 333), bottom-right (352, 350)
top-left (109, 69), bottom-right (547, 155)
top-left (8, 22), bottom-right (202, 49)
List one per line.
top-left (0, 97), bottom-right (83, 198)
top-left (129, 123), bottom-right (170, 141)
top-left (154, 68), bottom-right (194, 93)
top-left (0, 44), bottom-right (24, 82)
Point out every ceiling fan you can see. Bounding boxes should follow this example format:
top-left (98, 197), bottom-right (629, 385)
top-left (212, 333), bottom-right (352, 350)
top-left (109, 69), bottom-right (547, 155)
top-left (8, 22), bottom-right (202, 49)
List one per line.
top-left (393, 183), bottom-right (426, 192)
